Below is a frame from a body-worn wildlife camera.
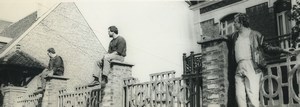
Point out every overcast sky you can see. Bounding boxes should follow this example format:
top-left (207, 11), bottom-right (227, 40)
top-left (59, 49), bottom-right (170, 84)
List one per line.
top-left (0, 0), bottom-right (196, 82)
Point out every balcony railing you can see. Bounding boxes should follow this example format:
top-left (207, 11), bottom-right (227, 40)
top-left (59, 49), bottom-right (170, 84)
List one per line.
top-left (260, 52), bottom-right (300, 106)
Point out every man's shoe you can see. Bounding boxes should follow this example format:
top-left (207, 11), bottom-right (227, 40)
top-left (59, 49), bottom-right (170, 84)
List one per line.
top-left (37, 87), bottom-right (42, 89)
top-left (97, 61), bottom-right (104, 69)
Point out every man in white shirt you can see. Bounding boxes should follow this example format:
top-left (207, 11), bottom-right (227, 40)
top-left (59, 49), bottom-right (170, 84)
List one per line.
top-left (225, 13), bottom-right (292, 107)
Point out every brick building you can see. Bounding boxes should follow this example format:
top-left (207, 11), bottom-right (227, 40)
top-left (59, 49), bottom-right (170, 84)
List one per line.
top-left (0, 3), bottom-right (107, 106)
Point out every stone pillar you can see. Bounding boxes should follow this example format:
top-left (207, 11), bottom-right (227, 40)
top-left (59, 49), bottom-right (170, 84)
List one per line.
top-left (42, 76), bottom-right (68, 107)
top-left (198, 37), bottom-right (228, 107)
top-left (2, 86), bottom-right (27, 107)
top-left (101, 61), bottom-right (133, 107)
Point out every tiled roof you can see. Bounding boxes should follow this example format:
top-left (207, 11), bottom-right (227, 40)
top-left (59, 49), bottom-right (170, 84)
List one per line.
top-left (0, 12), bottom-right (37, 38)
top-left (0, 50), bottom-right (46, 69)
top-left (0, 12), bottom-right (37, 53)
top-left (0, 20), bottom-right (12, 33)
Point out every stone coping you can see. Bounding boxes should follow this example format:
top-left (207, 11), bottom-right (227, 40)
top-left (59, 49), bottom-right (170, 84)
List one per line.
top-left (45, 75), bottom-right (69, 80)
top-left (197, 36), bottom-right (226, 44)
top-left (149, 70), bottom-right (176, 77)
top-left (110, 60), bottom-right (134, 67)
top-left (123, 77), bottom-right (183, 87)
top-left (2, 86), bottom-right (27, 93)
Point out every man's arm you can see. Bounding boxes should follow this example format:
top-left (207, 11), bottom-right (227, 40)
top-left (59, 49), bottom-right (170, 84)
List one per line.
top-left (259, 33), bottom-right (291, 54)
top-left (220, 32), bottom-right (237, 41)
top-left (261, 42), bottom-right (289, 53)
top-left (46, 58), bottom-right (53, 71)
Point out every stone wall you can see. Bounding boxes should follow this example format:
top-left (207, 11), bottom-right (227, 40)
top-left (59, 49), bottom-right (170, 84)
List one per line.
top-left (2, 86), bottom-right (27, 107)
top-left (101, 61), bottom-right (133, 107)
top-left (199, 37), bottom-right (228, 107)
top-left (42, 76), bottom-right (68, 107)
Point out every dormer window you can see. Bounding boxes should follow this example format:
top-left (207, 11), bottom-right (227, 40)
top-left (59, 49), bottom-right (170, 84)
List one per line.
top-left (0, 36), bottom-right (12, 49)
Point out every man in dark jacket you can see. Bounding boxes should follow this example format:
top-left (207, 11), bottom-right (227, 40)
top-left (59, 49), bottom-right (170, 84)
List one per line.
top-left (46, 48), bottom-right (64, 76)
top-left (38, 48), bottom-right (64, 89)
top-left (224, 13), bottom-right (292, 107)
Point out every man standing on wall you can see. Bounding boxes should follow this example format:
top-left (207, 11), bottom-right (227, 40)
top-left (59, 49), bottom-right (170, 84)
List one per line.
top-left (98, 26), bottom-right (127, 76)
top-left (224, 13), bottom-right (293, 107)
top-left (38, 48), bottom-right (64, 90)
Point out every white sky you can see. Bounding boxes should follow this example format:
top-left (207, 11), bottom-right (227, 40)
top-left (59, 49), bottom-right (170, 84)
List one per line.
top-left (0, 0), bottom-right (198, 82)
top-left (0, 0), bottom-right (36, 22)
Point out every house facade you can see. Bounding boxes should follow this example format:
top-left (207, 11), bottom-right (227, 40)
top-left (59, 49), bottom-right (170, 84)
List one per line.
top-left (189, 0), bottom-right (293, 49)
top-left (0, 3), bottom-right (106, 88)
top-left (0, 3), bottom-right (107, 107)
top-left (186, 0), bottom-right (300, 107)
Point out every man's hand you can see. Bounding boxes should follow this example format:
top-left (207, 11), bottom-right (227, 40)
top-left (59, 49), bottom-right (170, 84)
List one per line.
top-left (285, 49), bottom-right (300, 56)
top-left (111, 51), bottom-right (118, 55)
top-left (286, 51), bottom-right (294, 55)
top-left (293, 50), bottom-right (300, 55)
top-left (47, 73), bottom-right (53, 76)
top-left (220, 35), bottom-right (228, 40)
top-left (97, 60), bottom-right (103, 68)
top-left (45, 70), bottom-right (54, 76)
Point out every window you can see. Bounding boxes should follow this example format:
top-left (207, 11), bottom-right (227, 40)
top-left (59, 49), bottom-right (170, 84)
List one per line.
top-left (220, 13), bottom-right (237, 35)
top-left (276, 11), bottom-right (291, 36)
top-left (276, 11), bottom-right (292, 50)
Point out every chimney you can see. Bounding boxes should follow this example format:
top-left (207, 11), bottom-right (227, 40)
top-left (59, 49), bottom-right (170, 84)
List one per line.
top-left (16, 44), bottom-right (21, 51)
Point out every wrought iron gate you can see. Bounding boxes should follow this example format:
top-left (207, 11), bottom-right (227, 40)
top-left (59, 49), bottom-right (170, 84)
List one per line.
top-left (182, 52), bottom-right (202, 107)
